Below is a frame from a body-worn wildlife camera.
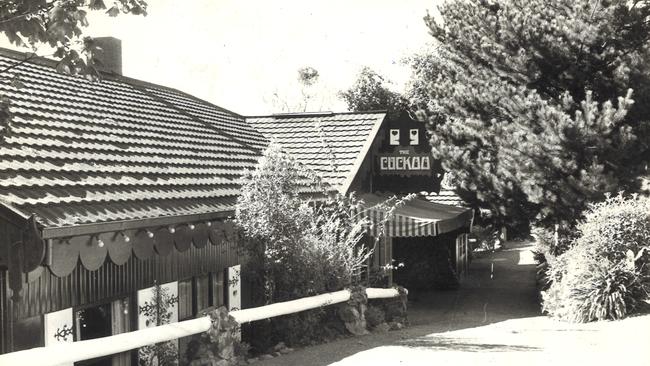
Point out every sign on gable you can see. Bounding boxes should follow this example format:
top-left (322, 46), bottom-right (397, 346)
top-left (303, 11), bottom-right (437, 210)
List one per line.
top-left (369, 112), bottom-right (444, 193)
top-left (378, 147), bottom-right (432, 176)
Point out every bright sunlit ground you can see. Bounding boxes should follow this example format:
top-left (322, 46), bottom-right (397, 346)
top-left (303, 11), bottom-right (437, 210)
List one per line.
top-left (329, 314), bottom-right (650, 366)
top-left (255, 241), bottom-right (650, 366)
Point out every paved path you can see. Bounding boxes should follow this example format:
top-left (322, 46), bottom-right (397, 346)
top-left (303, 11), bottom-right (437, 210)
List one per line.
top-left (253, 241), bottom-right (649, 365)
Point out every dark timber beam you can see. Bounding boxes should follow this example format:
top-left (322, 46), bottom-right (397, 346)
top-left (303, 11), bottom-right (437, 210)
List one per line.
top-left (41, 210), bottom-right (235, 239)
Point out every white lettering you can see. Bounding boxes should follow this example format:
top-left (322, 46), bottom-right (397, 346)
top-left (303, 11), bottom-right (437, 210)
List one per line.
top-left (378, 155), bottom-right (432, 172)
top-left (422, 157), bottom-right (430, 170)
top-left (403, 157), bottom-right (411, 170)
top-left (380, 157), bottom-right (388, 170)
top-left (396, 157), bottom-right (404, 170)
top-left (412, 157), bottom-right (420, 170)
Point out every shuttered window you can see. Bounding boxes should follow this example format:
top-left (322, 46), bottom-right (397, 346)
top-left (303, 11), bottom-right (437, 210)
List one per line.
top-left (178, 278), bottom-right (193, 321)
top-left (195, 274), bottom-right (210, 312)
top-left (211, 271), bottom-right (225, 307)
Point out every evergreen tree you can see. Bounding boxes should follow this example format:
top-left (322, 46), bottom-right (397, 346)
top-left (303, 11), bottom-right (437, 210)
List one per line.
top-left (412, 0), bottom-right (650, 228)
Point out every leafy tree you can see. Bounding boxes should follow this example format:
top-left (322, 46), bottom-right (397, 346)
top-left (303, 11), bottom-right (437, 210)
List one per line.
top-left (0, 0), bottom-right (147, 77)
top-left (0, 0), bottom-right (147, 141)
top-left (340, 66), bottom-right (408, 120)
top-left (269, 66), bottom-right (333, 112)
top-left (413, 0), bottom-right (650, 228)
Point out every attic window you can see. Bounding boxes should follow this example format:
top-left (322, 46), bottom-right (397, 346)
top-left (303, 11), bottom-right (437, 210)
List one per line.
top-left (389, 129), bottom-right (399, 145)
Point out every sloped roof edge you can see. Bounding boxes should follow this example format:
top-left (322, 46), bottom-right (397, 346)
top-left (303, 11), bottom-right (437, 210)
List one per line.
top-left (245, 111), bottom-right (387, 194)
top-left (0, 47), bottom-right (246, 119)
top-left (339, 113), bottom-right (386, 194)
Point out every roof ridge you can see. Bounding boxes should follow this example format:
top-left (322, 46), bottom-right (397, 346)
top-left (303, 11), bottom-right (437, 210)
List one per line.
top-left (0, 47), bottom-right (245, 119)
top-left (245, 110), bottom-right (388, 118)
top-left (124, 80), bottom-right (262, 154)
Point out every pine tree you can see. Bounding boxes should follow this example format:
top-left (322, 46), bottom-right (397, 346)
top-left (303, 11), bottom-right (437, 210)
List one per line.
top-left (412, 0), bottom-right (650, 228)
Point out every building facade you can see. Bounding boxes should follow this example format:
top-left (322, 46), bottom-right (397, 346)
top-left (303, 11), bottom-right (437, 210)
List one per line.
top-left (0, 46), bottom-right (472, 365)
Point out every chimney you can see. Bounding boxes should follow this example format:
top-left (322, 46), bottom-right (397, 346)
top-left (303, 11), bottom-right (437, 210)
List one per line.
top-left (93, 37), bottom-right (122, 76)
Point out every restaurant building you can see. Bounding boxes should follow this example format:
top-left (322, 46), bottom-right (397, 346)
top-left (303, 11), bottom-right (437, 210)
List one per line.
top-left (0, 41), bottom-right (472, 364)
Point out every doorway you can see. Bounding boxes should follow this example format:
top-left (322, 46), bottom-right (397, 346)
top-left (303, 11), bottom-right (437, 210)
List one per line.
top-left (75, 303), bottom-right (112, 366)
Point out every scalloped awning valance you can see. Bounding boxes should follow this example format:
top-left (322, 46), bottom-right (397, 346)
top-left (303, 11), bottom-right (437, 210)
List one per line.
top-left (47, 220), bottom-right (237, 277)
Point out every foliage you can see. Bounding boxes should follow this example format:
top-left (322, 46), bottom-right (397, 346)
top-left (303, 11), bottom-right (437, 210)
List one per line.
top-left (235, 142), bottom-right (373, 303)
top-left (531, 224), bottom-right (579, 258)
top-left (0, 0), bottom-right (147, 77)
top-left (542, 194), bottom-right (650, 322)
top-left (236, 142), bottom-right (412, 348)
top-left (0, 1), bottom-right (147, 142)
top-left (411, 0), bottom-right (650, 229)
top-left (269, 308), bottom-right (335, 347)
top-left (269, 66), bottom-right (332, 112)
top-left (340, 66), bottom-right (408, 120)
top-left (297, 66), bottom-right (319, 87)
top-left (471, 224), bottom-right (500, 251)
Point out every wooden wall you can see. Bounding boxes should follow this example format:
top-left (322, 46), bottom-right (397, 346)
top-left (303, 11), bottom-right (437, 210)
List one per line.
top-left (10, 237), bottom-right (241, 322)
top-left (0, 218), bottom-right (22, 354)
top-left (0, 270), bottom-right (8, 354)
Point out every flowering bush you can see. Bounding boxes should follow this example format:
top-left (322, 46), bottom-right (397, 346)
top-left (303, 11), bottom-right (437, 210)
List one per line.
top-left (542, 194), bottom-right (650, 322)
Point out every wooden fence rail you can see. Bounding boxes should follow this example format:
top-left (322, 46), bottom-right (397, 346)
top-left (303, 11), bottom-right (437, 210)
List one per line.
top-left (0, 287), bottom-right (403, 366)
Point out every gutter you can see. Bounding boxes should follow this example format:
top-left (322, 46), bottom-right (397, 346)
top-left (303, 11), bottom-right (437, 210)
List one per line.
top-left (40, 210), bottom-right (234, 239)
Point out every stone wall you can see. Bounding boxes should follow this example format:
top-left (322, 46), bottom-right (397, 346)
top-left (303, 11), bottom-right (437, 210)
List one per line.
top-left (185, 288), bottom-right (409, 365)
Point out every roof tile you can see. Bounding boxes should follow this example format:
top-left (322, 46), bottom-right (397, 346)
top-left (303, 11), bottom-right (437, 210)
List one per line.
top-left (246, 112), bottom-right (385, 191)
top-left (0, 49), bottom-right (261, 227)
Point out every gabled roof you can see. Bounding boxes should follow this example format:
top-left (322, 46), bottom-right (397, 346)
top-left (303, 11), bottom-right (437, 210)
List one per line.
top-left (246, 111), bottom-right (386, 193)
top-left (0, 48), bottom-right (267, 230)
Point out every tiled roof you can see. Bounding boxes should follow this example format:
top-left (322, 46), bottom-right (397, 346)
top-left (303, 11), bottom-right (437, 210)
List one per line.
top-left (246, 112), bottom-right (385, 192)
top-left (0, 48), bottom-right (267, 229)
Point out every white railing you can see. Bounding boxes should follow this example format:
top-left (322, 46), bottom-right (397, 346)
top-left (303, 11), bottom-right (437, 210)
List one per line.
top-left (0, 287), bottom-right (404, 366)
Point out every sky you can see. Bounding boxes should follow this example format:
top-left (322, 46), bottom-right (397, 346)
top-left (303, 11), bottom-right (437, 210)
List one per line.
top-left (1, 0), bottom-right (442, 115)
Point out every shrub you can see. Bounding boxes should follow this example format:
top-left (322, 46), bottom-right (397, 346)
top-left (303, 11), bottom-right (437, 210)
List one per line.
top-left (531, 224), bottom-right (579, 259)
top-left (236, 142), bottom-right (382, 348)
top-left (542, 194), bottom-right (650, 322)
top-left (236, 142), bottom-right (372, 303)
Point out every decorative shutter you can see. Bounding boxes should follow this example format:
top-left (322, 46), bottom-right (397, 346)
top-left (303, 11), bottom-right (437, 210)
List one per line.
top-left (137, 282), bottom-right (179, 365)
top-left (44, 308), bottom-right (74, 366)
top-left (227, 265), bottom-right (241, 340)
top-left (227, 265), bottom-right (241, 312)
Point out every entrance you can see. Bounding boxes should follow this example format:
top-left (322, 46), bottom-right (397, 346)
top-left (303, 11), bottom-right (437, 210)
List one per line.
top-left (75, 303), bottom-right (112, 366)
top-left (392, 234), bottom-right (458, 292)
top-left (74, 297), bottom-right (131, 366)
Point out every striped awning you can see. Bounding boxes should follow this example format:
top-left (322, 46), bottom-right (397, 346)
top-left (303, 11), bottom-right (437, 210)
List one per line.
top-left (356, 193), bottom-right (473, 238)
